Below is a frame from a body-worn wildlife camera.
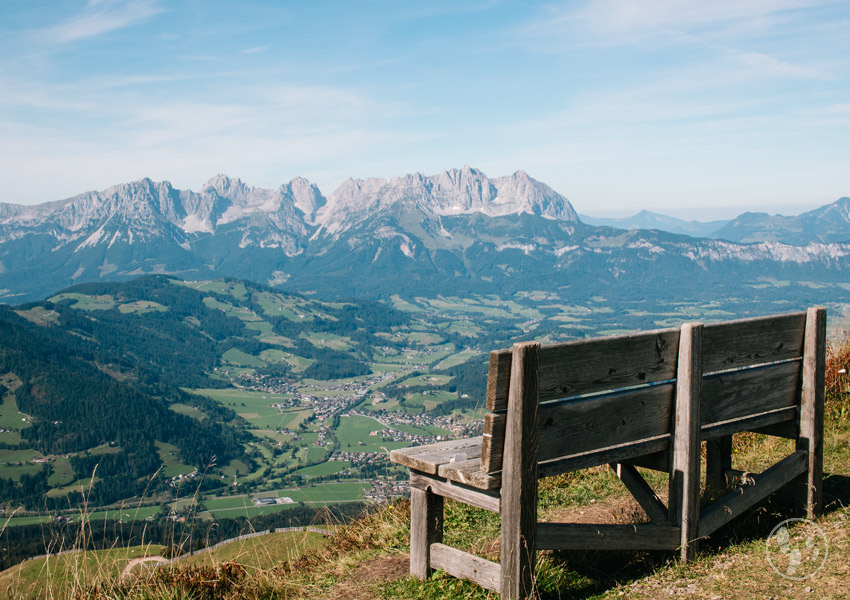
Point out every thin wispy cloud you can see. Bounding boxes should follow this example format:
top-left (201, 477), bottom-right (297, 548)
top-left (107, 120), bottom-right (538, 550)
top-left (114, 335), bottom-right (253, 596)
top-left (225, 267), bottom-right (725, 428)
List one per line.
top-left (515, 0), bottom-right (822, 50)
top-left (42, 0), bottom-right (162, 44)
top-left (239, 44), bottom-right (272, 55)
top-left (725, 49), bottom-right (825, 80)
top-left (577, 0), bottom-right (808, 34)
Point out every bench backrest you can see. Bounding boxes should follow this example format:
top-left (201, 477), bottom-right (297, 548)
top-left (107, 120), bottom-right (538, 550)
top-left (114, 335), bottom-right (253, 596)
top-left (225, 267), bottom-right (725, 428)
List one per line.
top-left (480, 311), bottom-right (811, 475)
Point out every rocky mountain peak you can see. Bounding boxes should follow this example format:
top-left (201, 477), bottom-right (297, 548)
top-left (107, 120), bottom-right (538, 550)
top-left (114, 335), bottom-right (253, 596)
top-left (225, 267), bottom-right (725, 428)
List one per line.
top-left (201, 174), bottom-right (249, 199)
top-left (283, 177), bottom-right (326, 223)
top-left (313, 167), bottom-right (579, 236)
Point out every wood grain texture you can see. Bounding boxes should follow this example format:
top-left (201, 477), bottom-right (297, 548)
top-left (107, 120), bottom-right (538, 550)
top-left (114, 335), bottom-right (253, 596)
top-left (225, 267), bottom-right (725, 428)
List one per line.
top-left (537, 383), bottom-right (675, 462)
top-left (536, 523), bottom-right (681, 551)
top-left (437, 459), bottom-right (501, 492)
top-left (537, 436), bottom-right (671, 478)
top-left (430, 544), bottom-right (501, 592)
top-left (485, 349), bottom-right (512, 410)
top-left (389, 436), bottom-right (483, 474)
top-left (670, 322), bottom-right (702, 562)
top-left (409, 487), bottom-right (443, 579)
top-left (705, 436), bottom-right (732, 494)
top-left (701, 360), bottom-right (801, 427)
top-left (486, 329), bottom-right (679, 410)
top-left (484, 384), bottom-right (675, 473)
top-left (701, 312), bottom-right (806, 373)
top-left (612, 463), bottom-right (669, 524)
top-left (500, 342), bottom-right (540, 600)
top-left (749, 417), bottom-right (799, 439)
top-left (798, 306), bottom-right (826, 518)
top-left (699, 450), bottom-right (808, 536)
top-left (701, 406), bottom-right (797, 440)
top-left (623, 449), bottom-right (670, 472)
top-left (481, 412), bottom-right (503, 473)
top-left (410, 471), bottom-right (500, 512)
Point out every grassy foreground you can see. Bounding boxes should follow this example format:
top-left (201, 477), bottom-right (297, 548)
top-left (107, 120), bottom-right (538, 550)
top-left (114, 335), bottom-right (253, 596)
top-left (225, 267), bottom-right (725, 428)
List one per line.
top-left (5, 338), bottom-right (850, 599)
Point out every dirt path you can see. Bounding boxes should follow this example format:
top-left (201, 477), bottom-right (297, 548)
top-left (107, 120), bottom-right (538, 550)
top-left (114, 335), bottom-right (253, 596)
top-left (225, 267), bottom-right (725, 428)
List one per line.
top-left (329, 555), bottom-right (409, 600)
top-left (120, 556), bottom-right (169, 581)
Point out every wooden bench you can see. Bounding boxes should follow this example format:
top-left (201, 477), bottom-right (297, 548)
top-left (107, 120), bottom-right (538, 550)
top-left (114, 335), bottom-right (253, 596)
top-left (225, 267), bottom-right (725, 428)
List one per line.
top-left (390, 308), bottom-right (826, 599)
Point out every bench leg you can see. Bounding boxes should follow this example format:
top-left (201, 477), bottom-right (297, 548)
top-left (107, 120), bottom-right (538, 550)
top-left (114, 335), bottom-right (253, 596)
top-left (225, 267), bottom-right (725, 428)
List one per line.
top-left (706, 436), bottom-right (732, 497)
top-left (670, 323), bottom-right (702, 562)
top-left (500, 342), bottom-right (540, 599)
top-left (410, 486), bottom-right (443, 579)
top-left (796, 306), bottom-right (825, 519)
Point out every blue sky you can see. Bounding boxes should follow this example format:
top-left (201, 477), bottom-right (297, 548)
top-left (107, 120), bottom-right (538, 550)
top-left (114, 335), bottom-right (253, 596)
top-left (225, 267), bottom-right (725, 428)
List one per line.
top-left (1, 1), bottom-right (848, 218)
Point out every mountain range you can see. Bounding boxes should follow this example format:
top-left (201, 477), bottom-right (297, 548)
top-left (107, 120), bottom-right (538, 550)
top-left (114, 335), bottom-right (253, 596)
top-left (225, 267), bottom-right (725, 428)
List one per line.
top-left (1, 166), bottom-right (849, 303)
top-left (579, 210), bottom-right (731, 238)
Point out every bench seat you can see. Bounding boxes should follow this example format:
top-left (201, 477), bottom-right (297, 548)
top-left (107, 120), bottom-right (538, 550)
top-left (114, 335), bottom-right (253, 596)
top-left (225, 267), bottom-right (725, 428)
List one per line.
top-left (438, 458), bottom-right (500, 490)
top-left (389, 436), bottom-right (498, 489)
top-left (390, 436), bottom-right (501, 490)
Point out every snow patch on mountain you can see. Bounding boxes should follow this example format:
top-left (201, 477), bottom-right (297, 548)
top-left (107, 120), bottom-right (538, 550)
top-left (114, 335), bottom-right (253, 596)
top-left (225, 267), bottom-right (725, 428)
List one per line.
top-left (181, 214), bottom-right (213, 234)
top-left (555, 245), bottom-right (579, 256)
top-left (498, 242), bottom-right (537, 254)
top-left (76, 220), bottom-right (109, 251)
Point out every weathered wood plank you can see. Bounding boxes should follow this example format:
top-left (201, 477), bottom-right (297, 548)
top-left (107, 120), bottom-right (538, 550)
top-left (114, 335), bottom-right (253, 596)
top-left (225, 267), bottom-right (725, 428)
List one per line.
top-left (485, 349), bottom-right (512, 410)
top-left (487, 328), bottom-right (680, 410)
top-left (410, 487), bottom-right (443, 579)
top-left (538, 328), bottom-right (680, 401)
top-left (389, 437), bottom-right (483, 475)
top-left (702, 312), bottom-right (806, 373)
top-left (701, 360), bottom-right (801, 427)
top-left (537, 435), bottom-right (671, 478)
top-left (797, 306), bottom-right (826, 518)
top-left (430, 543), bottom-right (500, 592)
top-left (410, 471), bottom-right (500, 512)
top-left (612, 463), bottom-right (669, 524)
top-left (437, 459), bottom-right (501, 492)
top-left (500, 342), bottom-right (540, 600)
top-left (537, 383), bottom-right (675, 463)
top-left (481, 412), bottom-right (503, 473)
top-left (536, 523), bottom-right (681, 551)
top-left (748, 418), bottom-right (798, 439)
top-left (485, 383), bottom-right (675, 474)
top-left (670, 322), bottom-right (702, 562)
top-left (700, 450), bottom-right (808, 536)
top-left (623, 449), bottom-right (670, 472)
top-left (701, 406), bottom-right (797, 440)
top-left (706, 436), bottom-right (732, 494)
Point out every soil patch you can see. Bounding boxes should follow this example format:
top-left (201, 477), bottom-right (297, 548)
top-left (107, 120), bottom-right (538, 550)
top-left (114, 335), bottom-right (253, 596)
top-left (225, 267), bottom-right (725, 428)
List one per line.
top-left (329, 555), bottom-right (408, 600)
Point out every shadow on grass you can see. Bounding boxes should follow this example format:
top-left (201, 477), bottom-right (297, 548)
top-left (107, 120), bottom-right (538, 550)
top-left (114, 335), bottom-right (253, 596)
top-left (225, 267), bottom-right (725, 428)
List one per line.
top-left (535, 474), bottom-right (850, 600)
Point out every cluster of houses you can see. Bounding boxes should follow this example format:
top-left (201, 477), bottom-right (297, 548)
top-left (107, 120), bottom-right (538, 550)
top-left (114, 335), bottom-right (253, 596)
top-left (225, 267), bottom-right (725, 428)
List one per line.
top-left (168, 470), bottom-right (200, 487)
top-left (328, 450), bottom-right (387, 465)
top-left (354, 409), bottom-right (481, 440)
top-left (365, 479), bottom-right (408, 502)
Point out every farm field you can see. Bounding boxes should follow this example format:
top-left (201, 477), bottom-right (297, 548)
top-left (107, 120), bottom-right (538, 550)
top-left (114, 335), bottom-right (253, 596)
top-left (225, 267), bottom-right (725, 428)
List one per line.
top-left (335, 416), bottom-right (406, 453)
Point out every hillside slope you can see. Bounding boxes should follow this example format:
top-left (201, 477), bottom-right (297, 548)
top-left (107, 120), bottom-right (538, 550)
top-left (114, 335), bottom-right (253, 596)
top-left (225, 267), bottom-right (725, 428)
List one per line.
top-left (0, 299), bottom-right (248, 510)
top-left (16, 333), bottom-right (848, 600)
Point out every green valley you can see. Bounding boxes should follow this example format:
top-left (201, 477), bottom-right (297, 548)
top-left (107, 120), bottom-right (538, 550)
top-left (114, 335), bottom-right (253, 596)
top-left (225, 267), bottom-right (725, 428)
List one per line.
top-left (1, 274), bottom-right (848, 570)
